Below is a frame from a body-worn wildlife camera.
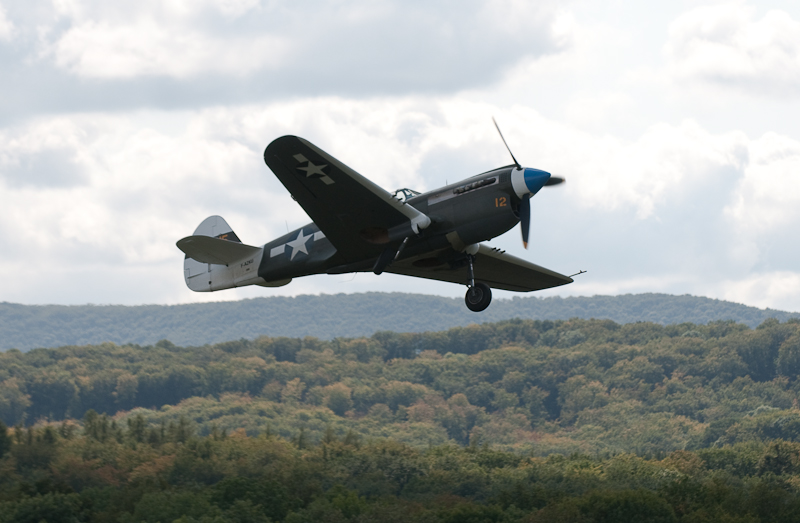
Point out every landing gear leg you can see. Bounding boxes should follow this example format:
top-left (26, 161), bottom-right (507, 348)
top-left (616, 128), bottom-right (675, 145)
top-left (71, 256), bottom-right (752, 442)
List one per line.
top-left (464, 255), bottom-right (492, 312)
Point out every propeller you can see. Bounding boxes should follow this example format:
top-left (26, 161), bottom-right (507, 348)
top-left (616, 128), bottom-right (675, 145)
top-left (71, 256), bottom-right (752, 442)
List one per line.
top-left (492, 117), bottom-right (520, 169)
top-left (519, 194), bottom-right (531, 248)
top-left (492, 117), bottom-right (565, 248)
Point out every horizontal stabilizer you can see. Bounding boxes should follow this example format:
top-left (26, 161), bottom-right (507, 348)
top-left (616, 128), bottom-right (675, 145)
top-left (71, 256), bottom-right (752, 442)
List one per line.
top-left (177, 235), bottom-right (262, 265)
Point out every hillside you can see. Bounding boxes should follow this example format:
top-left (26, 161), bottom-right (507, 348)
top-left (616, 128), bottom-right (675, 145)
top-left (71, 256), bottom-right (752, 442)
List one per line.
top-left (3, 316), bottom-right (800, 456)
top-left (4, 317), bottom-right (800, 521)
top-left (3, 422), bottom-right (800, 523)
top-left (1, 292), bottom-right (798, 351)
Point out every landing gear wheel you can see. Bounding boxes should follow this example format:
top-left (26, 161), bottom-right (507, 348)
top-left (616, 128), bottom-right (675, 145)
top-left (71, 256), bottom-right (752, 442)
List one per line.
top-left (465, 282), bottom-right (492, 312)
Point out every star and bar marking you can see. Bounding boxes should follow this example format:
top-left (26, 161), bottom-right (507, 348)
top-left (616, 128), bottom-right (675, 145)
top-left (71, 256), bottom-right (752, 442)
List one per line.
top-left (294, 154), bottom-right (335, 185)
top-left (270, 229), bottom-right (327, 260)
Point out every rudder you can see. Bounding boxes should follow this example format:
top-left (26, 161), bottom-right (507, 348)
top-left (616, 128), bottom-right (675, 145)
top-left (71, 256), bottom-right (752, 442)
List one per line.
top-left (192, 215), bottom-right (241, 242)
top-left (183, 215), bottom-right (242, 291)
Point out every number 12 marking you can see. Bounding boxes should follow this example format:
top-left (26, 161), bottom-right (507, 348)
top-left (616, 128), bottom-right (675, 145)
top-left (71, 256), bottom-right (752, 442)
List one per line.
top-left (495, 197), bottom-right (507, 207)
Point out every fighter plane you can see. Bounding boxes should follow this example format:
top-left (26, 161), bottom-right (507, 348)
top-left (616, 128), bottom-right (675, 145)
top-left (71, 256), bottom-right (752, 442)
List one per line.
top-left (177, 125), bottom-right (574, 311)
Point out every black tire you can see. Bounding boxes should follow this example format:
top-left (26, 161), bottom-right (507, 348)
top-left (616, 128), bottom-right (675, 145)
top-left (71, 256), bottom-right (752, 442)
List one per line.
top-left (465, 282), bottom-right (492, 312)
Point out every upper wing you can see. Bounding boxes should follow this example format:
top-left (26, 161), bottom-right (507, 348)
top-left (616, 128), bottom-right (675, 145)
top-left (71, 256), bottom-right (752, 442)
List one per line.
top-left (388, 244), bottom-right (573, 292)
top-left (264, 136), bottom-right (429, 262)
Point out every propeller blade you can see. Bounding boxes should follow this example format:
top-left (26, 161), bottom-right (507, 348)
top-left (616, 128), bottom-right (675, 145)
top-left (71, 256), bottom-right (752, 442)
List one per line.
top-left (520, 195), bottom-right (531, 249)
top-left (544, 176), bottom-right (565, 186)
top-left (492, 117), bottom-right (521, 169)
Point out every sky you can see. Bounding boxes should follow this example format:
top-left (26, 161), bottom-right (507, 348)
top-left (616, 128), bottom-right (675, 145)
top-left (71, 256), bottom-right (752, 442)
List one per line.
top-left (1, 0), bottom-right (799, 311)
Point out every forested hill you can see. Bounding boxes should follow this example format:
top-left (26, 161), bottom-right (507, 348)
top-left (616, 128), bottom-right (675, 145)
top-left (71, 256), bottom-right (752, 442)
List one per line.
top-left (4, 318), bottom-right (800, 521)
top-left (1, 292), bottom-right (797, 351)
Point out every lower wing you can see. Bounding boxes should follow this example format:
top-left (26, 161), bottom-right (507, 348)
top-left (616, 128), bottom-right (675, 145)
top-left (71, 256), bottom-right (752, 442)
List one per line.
top-left (388, 244), bottom-right (573, 292)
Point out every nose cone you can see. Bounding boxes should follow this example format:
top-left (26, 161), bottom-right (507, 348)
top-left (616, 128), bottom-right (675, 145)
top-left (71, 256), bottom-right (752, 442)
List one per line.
top-left (511, 167), bottom-right (552, 198)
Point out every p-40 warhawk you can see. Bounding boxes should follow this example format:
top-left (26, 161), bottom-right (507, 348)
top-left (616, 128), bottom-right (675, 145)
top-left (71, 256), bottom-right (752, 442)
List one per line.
top-left (177, 130), bottom-right (574, 311)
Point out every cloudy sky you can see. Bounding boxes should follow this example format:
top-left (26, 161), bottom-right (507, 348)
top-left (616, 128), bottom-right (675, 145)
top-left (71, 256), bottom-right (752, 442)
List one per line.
top-left (1, 0), bottom-right (799, 311)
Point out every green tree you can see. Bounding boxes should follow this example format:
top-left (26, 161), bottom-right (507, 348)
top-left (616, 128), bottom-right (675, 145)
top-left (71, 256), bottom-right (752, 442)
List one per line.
top-left (757, 440), bottom-right (800, 476)
top-left (777, 334), bottom-right (800, 378)
top-left (0, 378), bottom-right (32, 425)
top-left (127, 413), bottom-right (147, 443)
top-left (0, 419), bottom-right (11, 458)
top-left (577, 490), bottom-right (677, 523)
top-left (324, 383), bottom-right (353, 416)
top-left (115, 372), bottom-right (139, 408)
top-left (1, 493), bottom-right (85, 523)
top-left (126, 489), bottom-right (221, 522)
top-left (26, 371), bottom-right (77, 420)
top-left (83, 409), bottom-right (110, 442)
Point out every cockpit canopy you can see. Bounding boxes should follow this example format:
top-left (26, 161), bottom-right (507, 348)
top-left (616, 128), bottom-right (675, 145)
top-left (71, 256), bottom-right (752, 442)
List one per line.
top-left (392, 188), bottom-right (421, 202)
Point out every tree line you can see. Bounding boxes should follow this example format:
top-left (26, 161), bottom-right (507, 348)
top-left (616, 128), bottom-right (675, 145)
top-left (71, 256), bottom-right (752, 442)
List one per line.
top-left (2, 292), bottom-right (797, 350)
top-left (2, 417), bottom-right (800, 522)
top-left (2, 317), bottom-right (800, 455)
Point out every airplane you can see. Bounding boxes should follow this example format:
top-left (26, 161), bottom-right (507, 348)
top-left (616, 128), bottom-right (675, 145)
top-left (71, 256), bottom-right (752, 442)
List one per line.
top-left (177, 124), bottom-right (574, 311)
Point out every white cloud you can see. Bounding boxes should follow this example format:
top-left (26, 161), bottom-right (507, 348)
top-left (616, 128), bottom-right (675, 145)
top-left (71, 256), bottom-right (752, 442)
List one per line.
top-left (33, 0), bottom-right (567, 86)
top-left (50, 20), bottom-right (287, 79)
top-left (0, 118), bottom-right (91, 187)
top-left (714, 271), bottom-right (800, 312)
top-left (665, 4), bottom-right (800, 97)
top-left (725, 131), bottom-right (800, 234)
top-left (564, 91), bottom-right (634, 130)
top-left (0, 114), bottom-right (267, 268)
top-left (473, 110), bottom-right (749, 220)
top-left (49, 0), bottom-right (262, 21)
top-left (0, 5), bottom-right (15, 41)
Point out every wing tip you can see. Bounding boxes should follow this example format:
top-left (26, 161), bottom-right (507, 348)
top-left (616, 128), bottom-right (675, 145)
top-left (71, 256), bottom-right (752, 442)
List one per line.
top-left (264, 135), bottom-right (302, 163)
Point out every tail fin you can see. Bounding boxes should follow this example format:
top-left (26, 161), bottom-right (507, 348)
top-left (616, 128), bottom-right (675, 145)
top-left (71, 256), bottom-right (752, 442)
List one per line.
top-left (180, 215), bottom-right (290, 292)
top-left (182, 215), bottom-right (249, 291)
top-left (191, 215), bottom-right (241, 242)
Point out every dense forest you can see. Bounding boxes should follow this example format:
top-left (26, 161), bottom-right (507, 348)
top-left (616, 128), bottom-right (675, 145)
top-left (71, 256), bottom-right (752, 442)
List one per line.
top-left (2, 292), bottom-right (798, 350)
top-left (3, 420), bottom-right (800, 522)
top-left (3, 317), bottom-right (800, 456)
top-left (4, 318), bottom-right (800, 521)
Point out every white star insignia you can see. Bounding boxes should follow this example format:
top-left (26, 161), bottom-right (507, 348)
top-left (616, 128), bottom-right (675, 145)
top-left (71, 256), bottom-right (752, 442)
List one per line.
top-left (298, 161), bottom-right (328, 177)
top-left (293, 153), bottom-right (335, 185)
top-left (269, 230), bottom-right (326, 260)
top-left (286, 229), bottom-right (311, 260)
